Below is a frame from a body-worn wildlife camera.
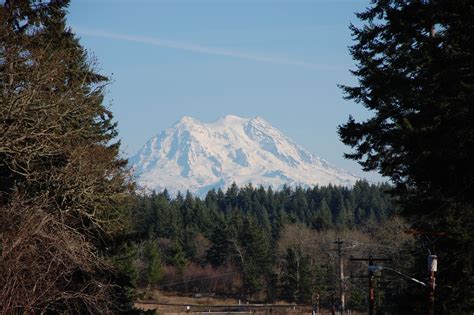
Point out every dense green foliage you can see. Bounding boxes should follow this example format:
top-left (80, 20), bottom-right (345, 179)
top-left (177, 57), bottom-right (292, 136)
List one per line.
top-left (134, 181), bottom-right (394, 240)
top-left (339, 0), bottom-right (474, 312)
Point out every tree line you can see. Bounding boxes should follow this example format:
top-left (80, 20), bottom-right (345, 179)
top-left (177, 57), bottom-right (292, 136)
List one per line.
top-left (119, 182), bottom-right (423, 312)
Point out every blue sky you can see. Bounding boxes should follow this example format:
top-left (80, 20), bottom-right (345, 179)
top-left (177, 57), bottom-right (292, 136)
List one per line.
top-left (68, 0), bottom-right (383, 182)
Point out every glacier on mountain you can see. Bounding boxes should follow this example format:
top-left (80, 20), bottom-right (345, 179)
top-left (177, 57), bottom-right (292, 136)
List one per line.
top-left (129, 115), bottom-right (358, 196)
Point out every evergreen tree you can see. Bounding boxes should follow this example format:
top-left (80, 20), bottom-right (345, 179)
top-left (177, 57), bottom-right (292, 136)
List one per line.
top-left (331, 190), bottom-right (351, 227)
top-left (144, 240), bottom-right (163, 287)
top-left (169, 241), bottom-right (187, 274)
top-left (292, 186), bottom-right (309, 222)
top-left (181, 227), bottom-right (198, 260)
top-left (192, 200), bottom-right (213, 237)
top-left (204, 189), bottom-right (219, 214)
top-left (270, 206), bottom-right (285, 242)
top-left (216, 188), bottom-right (226, 211)
top-left (207, 216), bottom-right (234, 267)
top-left (112, 242), bottom-right (139, 290)
top-left (0, 0), bottom-right (134, 312)
top-left (237, 216), bottom-right (272, 298)
top-left (338, 0), bottom-right (474, 311)
top-left (152, 192), bottom-right (178, 238)
top-left (225, 182), bottom-right (239, 209)
top-left (280, 248), bottom-right (313, 303)
top-left (312, 198), bottom-right (333, 229)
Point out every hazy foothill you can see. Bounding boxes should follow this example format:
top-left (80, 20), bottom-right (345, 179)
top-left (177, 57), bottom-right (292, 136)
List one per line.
top-left (1, 1), bottom-right (473, 314)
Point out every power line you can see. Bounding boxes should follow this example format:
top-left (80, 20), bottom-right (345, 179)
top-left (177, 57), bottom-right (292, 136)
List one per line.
top-left (157, 271), bottom-right (238, 288)
top-left (382, 283), bottom-right (418, 295)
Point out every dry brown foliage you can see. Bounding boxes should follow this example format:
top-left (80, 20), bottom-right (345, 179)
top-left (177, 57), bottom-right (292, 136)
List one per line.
top-left (160, 263), bottom-right (241, 296)
top-left (1, 1), bottom-right (133, 313)
top-left (276, 222), bottom-right (418, 303)
top-left (0, 195), bottom-right (118, 313)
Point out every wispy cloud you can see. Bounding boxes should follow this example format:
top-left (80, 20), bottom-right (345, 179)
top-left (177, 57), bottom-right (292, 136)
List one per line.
top-left (74, 27), bottom-right (337, 70)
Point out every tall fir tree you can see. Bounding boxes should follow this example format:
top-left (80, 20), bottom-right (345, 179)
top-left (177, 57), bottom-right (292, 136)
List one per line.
top-left (338, 0), bottom-right (474, 311)
top-left (0, 0), bottom-right (138, 312)
top-left (143, 240), bottom-right (163, 287)
top-left (280, 248), bottom-right (313, 303)
top-left (312, 198), bottom-right (333, 230)
top-left (237, 216), bottom-right (272, 299)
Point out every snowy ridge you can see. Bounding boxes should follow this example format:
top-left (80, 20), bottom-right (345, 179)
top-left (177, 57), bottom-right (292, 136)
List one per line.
top-left (129, 115), bottom-right (358, 196)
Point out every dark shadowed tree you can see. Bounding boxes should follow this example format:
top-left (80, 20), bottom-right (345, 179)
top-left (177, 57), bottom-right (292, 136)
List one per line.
top-left (338, 0), bottom-right (474, 311)
top-left (280, 248), bottom-right (313, 303)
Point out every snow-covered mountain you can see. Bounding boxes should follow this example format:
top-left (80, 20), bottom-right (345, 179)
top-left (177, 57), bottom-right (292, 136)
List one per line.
top-left (129, 115), bottom-right (358, 196)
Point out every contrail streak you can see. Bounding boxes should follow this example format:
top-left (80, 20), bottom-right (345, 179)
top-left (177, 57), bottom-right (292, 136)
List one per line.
top-left (74, 27), bottom-right (336, 70)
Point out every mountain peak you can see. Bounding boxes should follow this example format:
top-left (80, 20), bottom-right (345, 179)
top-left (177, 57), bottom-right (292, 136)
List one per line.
top-left (130, 115), bottom-right (358, 196)
top-left (218, 114), bottom-right (247, 122)
top-left (176, 116), bottom-right (201, 125)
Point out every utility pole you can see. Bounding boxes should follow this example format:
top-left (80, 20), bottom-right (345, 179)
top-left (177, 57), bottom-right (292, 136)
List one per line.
top-left (331, 294), bottom-right (336, 315)
top-left (405, 229), bottom-right (445, 315)
top-left (427, 252), bottom-right (437, 315)
top-left (368, 256), bottom-right (375, 315)
top-left (312, 293), bottom-right (320, 315)
top-left (349, 255), bottom-right (391, 315)
top-left (334, 238), bottom-right (345, 314)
